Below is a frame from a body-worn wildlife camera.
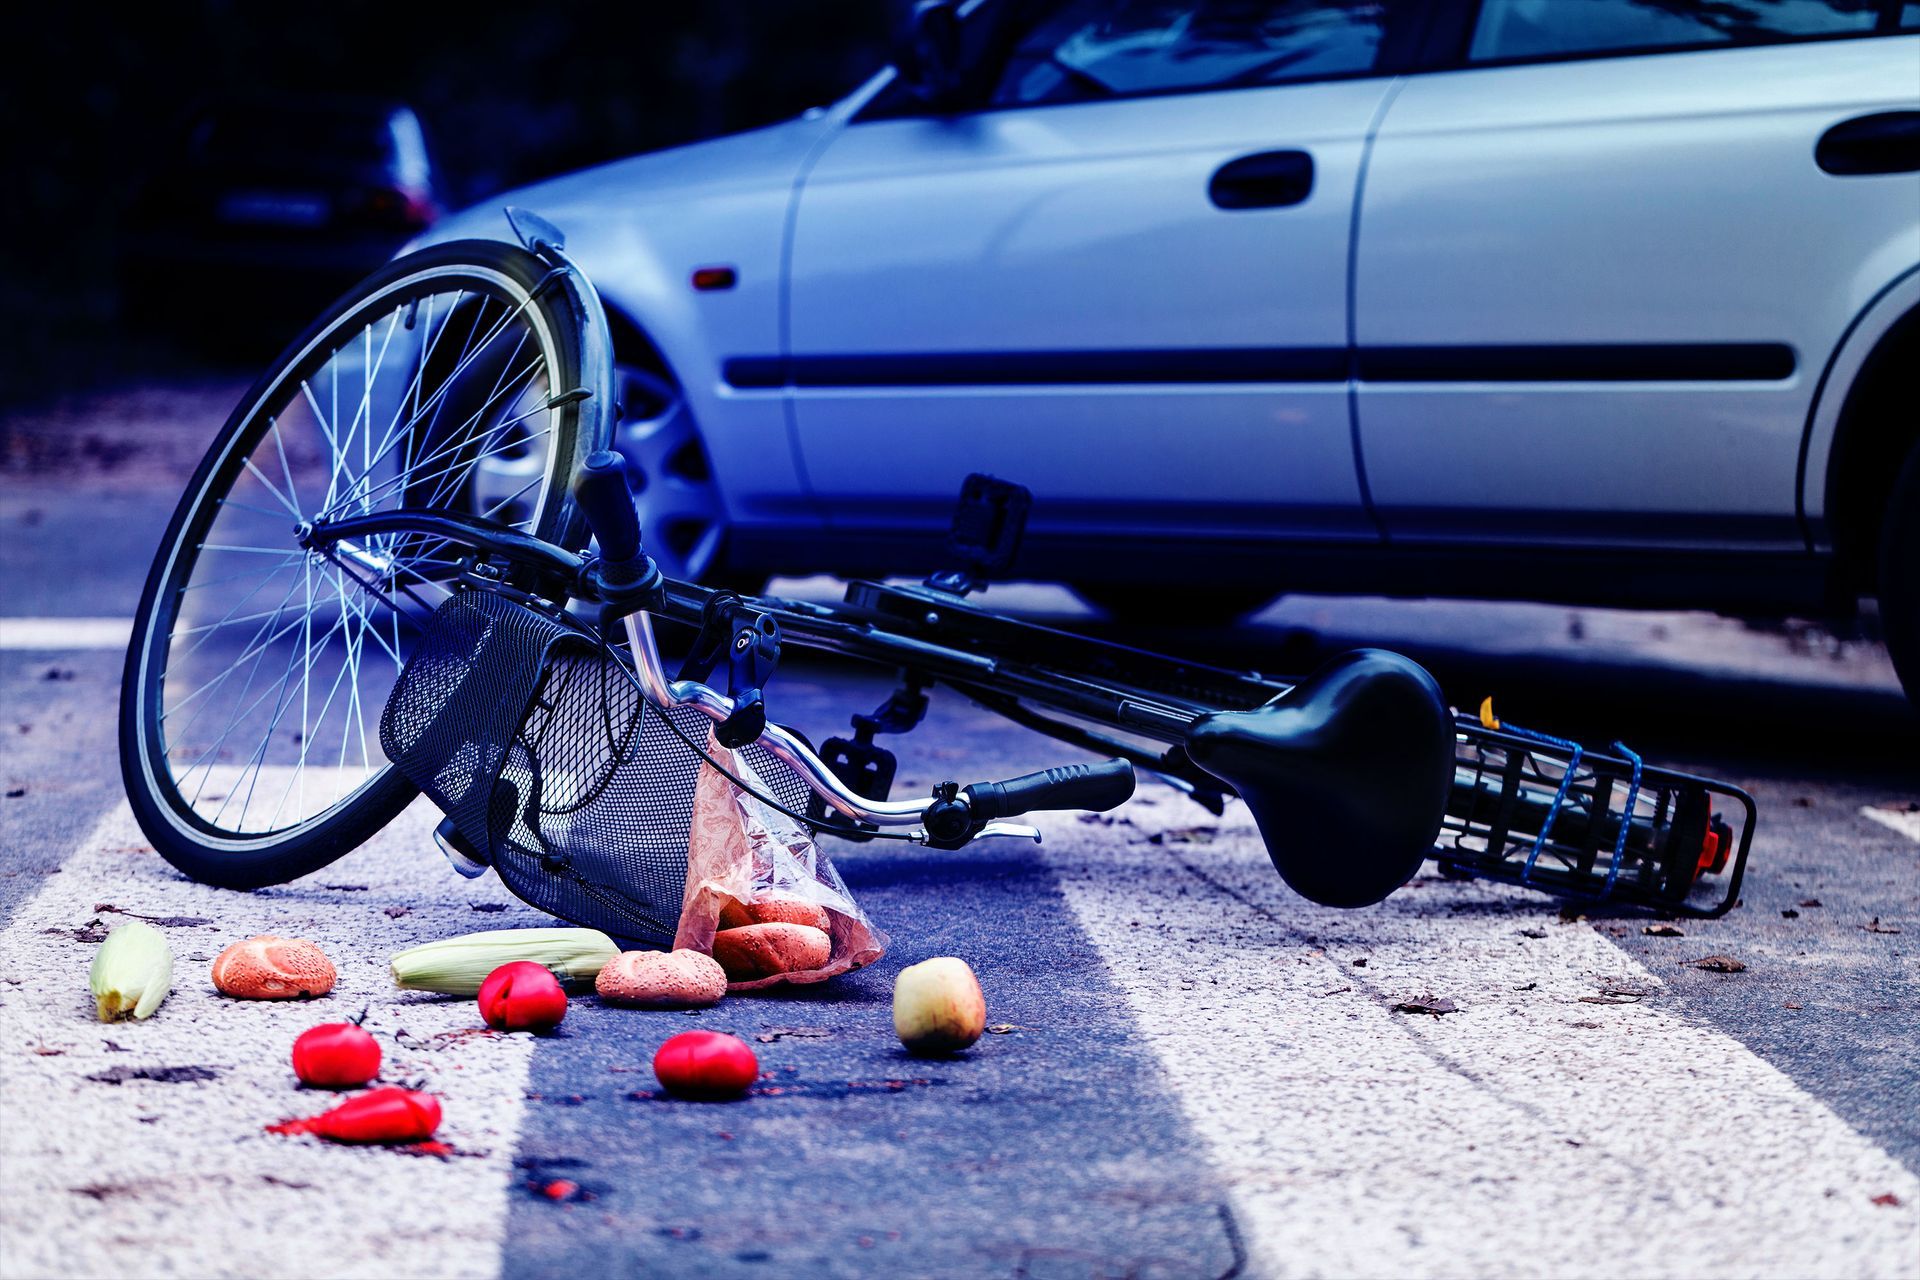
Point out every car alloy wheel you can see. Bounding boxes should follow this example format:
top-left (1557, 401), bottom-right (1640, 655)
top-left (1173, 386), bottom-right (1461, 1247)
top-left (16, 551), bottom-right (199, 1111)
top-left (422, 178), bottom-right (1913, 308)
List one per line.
top-left (609, 363), bottom-right (730, 581)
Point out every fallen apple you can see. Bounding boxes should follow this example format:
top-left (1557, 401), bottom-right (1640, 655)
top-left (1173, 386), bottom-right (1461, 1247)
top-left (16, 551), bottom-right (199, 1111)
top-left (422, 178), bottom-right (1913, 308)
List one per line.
top-left (892, 957), bottom-right (986, 1056)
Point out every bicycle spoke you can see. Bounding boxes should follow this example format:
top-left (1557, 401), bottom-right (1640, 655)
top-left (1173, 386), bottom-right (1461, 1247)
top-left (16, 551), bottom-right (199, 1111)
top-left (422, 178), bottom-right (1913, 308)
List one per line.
top-left (325, 358), bottom-right (546, 517)
top-left (218, 495), bottom-right (300, 523)
top-left (184, 602), bottom-right (346, 805)
top-left (324, 291), bottom-right (542, 508)
top-left (240, 457), bottom-right (303, 521)
top-left (169, 554), bottom-right (304, 666)
top-left (269, 416), bottom-right (302, 517)
top-left (163, 570), bottom-right (314, 725)
top-left (475, 472), bottom-right (547, 525)
top-left (148, 263), bottom-right (568, 840)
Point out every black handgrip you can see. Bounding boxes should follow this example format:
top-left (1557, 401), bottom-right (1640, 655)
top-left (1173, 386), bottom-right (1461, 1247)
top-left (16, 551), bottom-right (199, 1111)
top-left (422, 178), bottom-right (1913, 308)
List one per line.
top-left (572, 450), bottom-right (642, 567)
top-left (966, 759), bottom-right (1135, 821)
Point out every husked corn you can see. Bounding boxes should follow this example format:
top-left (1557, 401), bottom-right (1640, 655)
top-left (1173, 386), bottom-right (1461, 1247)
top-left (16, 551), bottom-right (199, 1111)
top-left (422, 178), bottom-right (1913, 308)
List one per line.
top-left (390, 928), bottom-right (618, 995)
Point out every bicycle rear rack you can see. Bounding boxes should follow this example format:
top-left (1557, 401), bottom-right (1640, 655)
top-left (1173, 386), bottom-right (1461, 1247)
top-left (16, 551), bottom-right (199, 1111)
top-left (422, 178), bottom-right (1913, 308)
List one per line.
top-left (1435, 724), bottom-right (1755, 917)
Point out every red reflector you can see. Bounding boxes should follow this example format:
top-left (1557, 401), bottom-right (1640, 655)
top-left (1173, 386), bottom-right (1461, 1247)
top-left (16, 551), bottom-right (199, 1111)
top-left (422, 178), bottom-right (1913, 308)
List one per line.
top-left (1695, 829), bottom-right (1722, 877)
top-left (691, 266), bottom-right (737, 292)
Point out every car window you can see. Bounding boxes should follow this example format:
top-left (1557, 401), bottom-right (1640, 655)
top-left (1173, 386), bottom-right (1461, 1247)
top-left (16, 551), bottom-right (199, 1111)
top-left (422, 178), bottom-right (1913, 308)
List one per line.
top-left (988, 0), bottom-right (1394, 106)
top-left (1469, 0), bottom-right (1884, 63)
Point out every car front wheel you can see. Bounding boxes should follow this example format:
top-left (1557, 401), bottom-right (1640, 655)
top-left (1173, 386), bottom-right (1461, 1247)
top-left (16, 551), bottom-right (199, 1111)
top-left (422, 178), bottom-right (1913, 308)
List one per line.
top-left (601, 361), bottom-right (764, 591)
top-left (1878, 440), bottom-right (1920, 710)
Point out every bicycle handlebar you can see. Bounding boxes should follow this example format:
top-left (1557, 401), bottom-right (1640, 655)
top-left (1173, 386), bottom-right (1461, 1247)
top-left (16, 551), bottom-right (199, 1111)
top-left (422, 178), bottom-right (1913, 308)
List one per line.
top-left (573, 450), bottom-right (646, 575)
top-left (966, 760), bottom-right (1135, 821)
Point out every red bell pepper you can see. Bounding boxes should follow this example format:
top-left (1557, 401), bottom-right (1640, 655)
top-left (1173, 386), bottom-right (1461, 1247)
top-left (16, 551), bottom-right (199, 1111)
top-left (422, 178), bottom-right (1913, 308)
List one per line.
top-left (267, 1087), bottom-right (441, 1144)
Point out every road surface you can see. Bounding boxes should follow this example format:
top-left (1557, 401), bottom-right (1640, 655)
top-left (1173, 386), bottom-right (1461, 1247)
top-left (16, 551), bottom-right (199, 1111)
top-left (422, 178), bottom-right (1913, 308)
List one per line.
top-left (1, 380), bottom-right (1915, 1279)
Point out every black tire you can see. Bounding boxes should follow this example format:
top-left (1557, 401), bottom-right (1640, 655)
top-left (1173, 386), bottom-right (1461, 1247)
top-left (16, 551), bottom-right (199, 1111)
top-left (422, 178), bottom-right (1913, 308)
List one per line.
top-left (608, 357), bottom-right (765, 592)
top-left (1076, 583), bottom-right (1278, 626)
top-left (120, 240), bottom-right (609, 889)
top-left (1879, 440), bottom-right (1920, 710)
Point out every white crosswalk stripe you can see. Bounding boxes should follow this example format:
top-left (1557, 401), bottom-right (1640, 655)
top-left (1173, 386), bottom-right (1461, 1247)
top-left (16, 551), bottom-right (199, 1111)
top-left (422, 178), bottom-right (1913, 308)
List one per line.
top-left (1039, 788), bottom-right (1920, 1280)
top-left (0, 784), bottom-right (536, 1280)
top-left (0, 618), bottom-right (133, 651)
top-left (1860, 804), bottom-right (1920, 844)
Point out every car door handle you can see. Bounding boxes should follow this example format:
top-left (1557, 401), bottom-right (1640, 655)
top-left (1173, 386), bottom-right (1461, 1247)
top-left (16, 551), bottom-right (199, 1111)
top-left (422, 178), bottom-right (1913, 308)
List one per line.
top-left (1209, 150), bottom-right (1314, 210)
top-left (1816, 111), bottom-right (1920, 176)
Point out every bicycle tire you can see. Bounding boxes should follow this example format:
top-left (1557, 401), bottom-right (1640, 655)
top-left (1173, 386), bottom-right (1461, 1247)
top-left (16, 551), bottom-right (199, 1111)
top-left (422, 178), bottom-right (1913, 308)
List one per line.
top-left (120, 239), bottom-right (611, 889)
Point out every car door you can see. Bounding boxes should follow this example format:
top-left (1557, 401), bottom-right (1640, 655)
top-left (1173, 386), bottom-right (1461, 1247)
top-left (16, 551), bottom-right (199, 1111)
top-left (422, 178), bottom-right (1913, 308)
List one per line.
top-left (1353, 0), bottom-right (1920, 553)
top-left (780, 0), bottom-right (1409, 550)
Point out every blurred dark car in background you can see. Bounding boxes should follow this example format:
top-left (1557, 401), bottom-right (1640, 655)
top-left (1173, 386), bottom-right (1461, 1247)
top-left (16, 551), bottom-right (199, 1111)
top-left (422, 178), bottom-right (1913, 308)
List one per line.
top-left (119, 95), bottom-right (443, 331)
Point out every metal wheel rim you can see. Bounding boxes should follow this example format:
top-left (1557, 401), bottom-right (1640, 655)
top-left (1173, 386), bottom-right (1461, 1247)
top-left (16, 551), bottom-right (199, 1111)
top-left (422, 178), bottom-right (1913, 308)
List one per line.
top-left (135, 263), bottom-right (570, 845)
top-left (611, 363), bottom-right (727, 581)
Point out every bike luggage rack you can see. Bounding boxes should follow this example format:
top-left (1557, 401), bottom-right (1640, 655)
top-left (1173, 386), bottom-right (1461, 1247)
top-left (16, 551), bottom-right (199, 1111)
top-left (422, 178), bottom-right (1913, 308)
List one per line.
top-left (1435, 723), bottom-right (1755, 917)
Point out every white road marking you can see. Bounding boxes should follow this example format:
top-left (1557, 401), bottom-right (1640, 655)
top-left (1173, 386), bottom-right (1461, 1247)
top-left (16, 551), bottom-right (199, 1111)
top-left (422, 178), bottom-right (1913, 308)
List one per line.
top-left (1040, 790), bottom-right (1920, 1280)
top-left (0, 618), bottom-right (133, 651)
top-left (0, 780), bottom-right (542, 1280)
top-left (1861, 804), bottom-right (1920, 844)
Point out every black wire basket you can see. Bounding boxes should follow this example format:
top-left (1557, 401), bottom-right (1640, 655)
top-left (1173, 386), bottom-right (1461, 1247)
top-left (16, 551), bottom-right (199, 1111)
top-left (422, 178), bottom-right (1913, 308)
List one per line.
top-left (379, 589), bottom-right (814, 946)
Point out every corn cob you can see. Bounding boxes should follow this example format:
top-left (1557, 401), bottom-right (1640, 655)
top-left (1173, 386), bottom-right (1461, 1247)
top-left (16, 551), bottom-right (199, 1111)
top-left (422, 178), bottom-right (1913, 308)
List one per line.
top-left (90, 921), bottom-right (173, 1021)
top-left (389, 928), bottom-right (618, 995)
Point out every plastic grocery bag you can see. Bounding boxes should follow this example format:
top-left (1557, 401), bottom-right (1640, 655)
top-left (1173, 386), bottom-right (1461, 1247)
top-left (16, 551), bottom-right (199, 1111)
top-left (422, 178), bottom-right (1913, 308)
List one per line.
top-left (673, 730), bottom-right (886, 991)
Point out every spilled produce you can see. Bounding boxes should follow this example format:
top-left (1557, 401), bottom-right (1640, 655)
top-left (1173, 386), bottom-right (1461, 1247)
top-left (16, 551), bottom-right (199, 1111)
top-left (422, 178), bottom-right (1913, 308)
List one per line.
top-left (88, 921), bottom-right (172, 1022)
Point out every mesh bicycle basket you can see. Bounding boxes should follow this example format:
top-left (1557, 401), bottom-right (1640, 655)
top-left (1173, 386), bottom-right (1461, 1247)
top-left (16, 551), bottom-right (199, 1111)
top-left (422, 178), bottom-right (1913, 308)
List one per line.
top-left (378, 589), bottom-right (814, 947)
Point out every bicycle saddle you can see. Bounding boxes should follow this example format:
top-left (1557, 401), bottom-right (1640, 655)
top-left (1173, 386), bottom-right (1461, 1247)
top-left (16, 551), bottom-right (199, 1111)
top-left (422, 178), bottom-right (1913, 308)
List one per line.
top-left (1184, 649), bottom-right (1454, 908)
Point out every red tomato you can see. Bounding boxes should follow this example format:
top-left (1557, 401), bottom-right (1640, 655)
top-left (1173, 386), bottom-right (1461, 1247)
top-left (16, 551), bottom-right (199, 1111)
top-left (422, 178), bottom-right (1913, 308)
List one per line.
top-left (477, 961), bottom-right (568, 1032)
top-left (290, 1022), bottom-right (382, 1089)
top-left (652, 1031), bottom-right (759, 1098)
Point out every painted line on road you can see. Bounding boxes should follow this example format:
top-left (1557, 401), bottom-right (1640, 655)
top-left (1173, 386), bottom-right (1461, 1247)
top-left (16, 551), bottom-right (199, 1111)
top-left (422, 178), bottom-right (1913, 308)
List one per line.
top-left (1861, 804), bottom-right (1920, 844)
top-left (1038, 790), bottom-right (1920, 1280)
top-left (0, 778), bottom-right (544, 1280)
top-left (0, 617), bottom-right (133, 651)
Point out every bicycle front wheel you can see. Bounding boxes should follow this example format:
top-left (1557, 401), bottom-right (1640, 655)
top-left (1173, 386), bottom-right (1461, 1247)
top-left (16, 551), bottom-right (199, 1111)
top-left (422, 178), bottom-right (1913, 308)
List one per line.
top-left (120, 239), bottom-right (610, 888)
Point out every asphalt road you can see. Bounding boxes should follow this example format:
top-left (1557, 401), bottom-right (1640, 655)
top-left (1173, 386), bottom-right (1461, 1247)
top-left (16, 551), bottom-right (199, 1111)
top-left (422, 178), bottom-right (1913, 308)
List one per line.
top-left (1, 381), bottom-right (1916, 1280)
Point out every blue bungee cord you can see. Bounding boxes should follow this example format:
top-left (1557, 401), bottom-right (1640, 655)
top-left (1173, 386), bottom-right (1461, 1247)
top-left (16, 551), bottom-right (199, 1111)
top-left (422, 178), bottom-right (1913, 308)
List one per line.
top-left (1480, 699), bottom-right (1644, 899)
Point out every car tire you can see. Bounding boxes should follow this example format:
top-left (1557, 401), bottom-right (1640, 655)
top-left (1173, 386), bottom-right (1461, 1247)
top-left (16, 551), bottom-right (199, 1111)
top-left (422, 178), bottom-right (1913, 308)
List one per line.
top-left (611, 361), bottom-right (766, 593)
top-left (1076, 584), bottom-right (1278, 627)
top-left (1877, 439), bottom-right (1920, 710)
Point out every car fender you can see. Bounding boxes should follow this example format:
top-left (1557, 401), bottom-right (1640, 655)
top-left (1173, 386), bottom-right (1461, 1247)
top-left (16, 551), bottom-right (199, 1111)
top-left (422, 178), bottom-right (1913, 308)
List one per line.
top-left (403, 115), bottom-right (848, 531)
top-left (1800, 259), bottom-right (1920, 552)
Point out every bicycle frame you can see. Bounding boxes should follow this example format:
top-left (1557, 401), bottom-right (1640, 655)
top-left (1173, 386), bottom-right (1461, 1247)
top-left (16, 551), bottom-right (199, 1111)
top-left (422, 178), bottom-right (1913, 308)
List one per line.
top-left (306, 495), bottom-right (1757, 917)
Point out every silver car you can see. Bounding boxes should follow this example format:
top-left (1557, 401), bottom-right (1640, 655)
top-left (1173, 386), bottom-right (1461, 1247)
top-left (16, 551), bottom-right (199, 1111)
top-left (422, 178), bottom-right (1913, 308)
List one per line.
top-left (417, 0), bottom-right (1920, 704)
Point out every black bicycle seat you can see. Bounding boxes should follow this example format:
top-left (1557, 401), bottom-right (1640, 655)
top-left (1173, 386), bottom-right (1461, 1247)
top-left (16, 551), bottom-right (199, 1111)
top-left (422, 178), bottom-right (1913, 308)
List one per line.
top-left (1184, 649), bottom-right (1453, 908)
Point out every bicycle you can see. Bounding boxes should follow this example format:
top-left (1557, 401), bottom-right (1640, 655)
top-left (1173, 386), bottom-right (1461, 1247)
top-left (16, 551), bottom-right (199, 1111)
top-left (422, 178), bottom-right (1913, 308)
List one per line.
top-left (119, 213), bottom-right (1756, 950)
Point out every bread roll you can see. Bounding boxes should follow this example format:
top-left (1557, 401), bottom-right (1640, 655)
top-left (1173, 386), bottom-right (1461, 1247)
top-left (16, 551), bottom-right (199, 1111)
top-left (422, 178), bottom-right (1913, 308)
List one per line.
top-left (717, 893), bottom-right (831, 933)
top-left (211, 935), bottom-right (336, 999)
top-left (596, 949), bottom-right (727, 1009)
top-left (711, 922), bottom-right (831, 981)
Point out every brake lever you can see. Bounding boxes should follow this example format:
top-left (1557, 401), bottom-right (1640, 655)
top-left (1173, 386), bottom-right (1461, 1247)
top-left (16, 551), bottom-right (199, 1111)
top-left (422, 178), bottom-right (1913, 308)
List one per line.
top-left (911, 822), bottom-right (1042, 846)
top-left (717, 613), bottom-right (780, 749)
